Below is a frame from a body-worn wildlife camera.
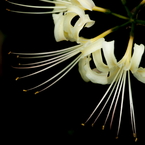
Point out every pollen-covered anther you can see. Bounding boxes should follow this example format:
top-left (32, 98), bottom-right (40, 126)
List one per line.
top-left (102, 125), bottom-right (105, 130)
top-left (18, 63), bottom-right (21, 65)
top-left (81, 123), bottom-right (85, 126)
top-left (23, 89), bottom-right (27, 92)
top-left (15, 77), bottom-right (19, 81)
top-left (135, 138), bottom-right (138, 142)
top-left (115, 136), bottom-right (119, 139)
top-left (8, 51), bottom-right (11, 55)
top-left (34, 91), bottom-right (39, 95)
top-left (91, 123), bottom-right (94, 127)
top-left (17, 55), bottom-right (19, 58)
top-left (6, 8), bottom-right (10, 11)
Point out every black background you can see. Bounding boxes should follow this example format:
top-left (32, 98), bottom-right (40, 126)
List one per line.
top-left (0, 0), bottom-right (145, 144)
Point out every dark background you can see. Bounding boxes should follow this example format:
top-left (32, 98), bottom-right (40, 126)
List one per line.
top-left (0, 0), bottom-right (145, 144)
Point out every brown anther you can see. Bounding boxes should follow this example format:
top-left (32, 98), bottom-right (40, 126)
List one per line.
top-left (34, 91), bottom-right (39, 95)
top-left (8, 51), bottom-right (11, 55)
top-left (6, 8), bottom-right (10, 11)
top-left (15, 77), bottom-right (19, 81)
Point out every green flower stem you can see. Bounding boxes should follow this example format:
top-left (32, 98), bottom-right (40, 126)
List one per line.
top-left (92, 6), bottom-right (129, 20)
top-left (121, 0), bottom-right (132, 18)
top-left (91, 21), bottom-right (131, 42)
top-left (136, 19), bottom-right (145, 25)
top-left (131, 0), bottom-right (145, 17)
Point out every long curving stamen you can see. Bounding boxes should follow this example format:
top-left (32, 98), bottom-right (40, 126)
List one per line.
top-left (128, 71), bottom-right (137, 141)
top-left (102, 69), bottom-right (124, 129)
top-left (6, 0), bottom-right (69, 14)
top-left (81, 68), bottom-right (123, 126)
top-left (92, 71), bottom-right (121, 127)
top-left (6, 0), bottom-right (66, 9)
top-left (116, 71), bottom-right (126, 139)
top-left (33, 55), bottom-right (81, 94)
top-left (6, 9), bottom-right (66, 14)
top-left (24, 54), bottom-right (81, 93)
top-left (109, 70), bottom-right (125, 130)
top-left (13, 48), bottom-right (80, 69)
top-left (10, 45), bottom-right (81, 56)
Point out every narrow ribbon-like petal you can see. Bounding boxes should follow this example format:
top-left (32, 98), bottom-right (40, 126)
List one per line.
top-left (71, 0), bottom-right (95, 10)
top-left (102, 40), bottom-right (117, 68)
top-left (131, 44), bottom-right (145, 83)
top-left (83, 56), bottom-right (108, 84)
top-left (52, 13), bottom-right (67, 42)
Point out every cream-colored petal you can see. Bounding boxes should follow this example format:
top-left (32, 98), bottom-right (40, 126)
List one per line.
top-left (132, 67), bottom-right (145, 83)
top-left (130, 43), bottom-right (144, 73)
top-left (78, 56), bottom-right (90, 82)
top-left (52, 13), bottom-right (67, 42)
top-left (102, 40), bottom-right (117, 68)
top-left (72, 14), bottom-right (95, 42)
top-left (81, 38), bottom-right (105, 57)
top-left (77, 0), bottom-right (95, 10)
top-left (92, 49), bottom-right (109, 73)
top-left (107, 66), bottom-right (120, 84)
top-left (83, 56), bottom-right (108, 84)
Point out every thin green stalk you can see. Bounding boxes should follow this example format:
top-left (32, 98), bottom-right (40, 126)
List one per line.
top-left (121, 0), bottom-right (132, 18)
top-left (92, 6), bottom-right (129, 20)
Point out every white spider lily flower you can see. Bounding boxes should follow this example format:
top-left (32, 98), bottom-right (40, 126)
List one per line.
top-left (80, 37), bottom-right (145, 140)
top-left (6, 0), bottom-right (95, 14)
top-left (6, 0), bottom-right (95, 43)
top-left (52, 6), bottom-right (95, 42)
top-left (10, 38), bottom-right (104, 94)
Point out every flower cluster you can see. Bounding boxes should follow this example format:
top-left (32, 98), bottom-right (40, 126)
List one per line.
top-left (6, 0), bottom-right (145, 141)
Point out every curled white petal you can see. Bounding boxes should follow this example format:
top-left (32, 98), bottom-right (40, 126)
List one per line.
top-left (78, 0), bottom-right (95, 10)
top-left (71, 0), bottom-right (95, 10)
top-left (102, 40), bottom-right (117, 68)
top-left (83, 56), bottom-right (108, 84)
top-left (52, 13), bottom-right (67, 42)
top-left (78, 56), bottom-right (91, 82)
top-left (131, 43), bottom-right (145, 83)
top-left (130, 44), bottom-right (144, 72)
top-left (92, 49), bottom-right (109, 73)
top-left (133, 67), bottom-right (145, 83)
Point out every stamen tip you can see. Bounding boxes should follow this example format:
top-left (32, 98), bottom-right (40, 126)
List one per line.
top-left (18, 63), bottom-right (21, 65)
top-left (34, 91), bottom-right (39, 95)
top-left (91, 123), bottom-right (94, 127)
top-left (8, 51), bottom-right (11, 55)
top-left (17, 55), bottom-right (19, 58)
top-left (6, 8), bottom-right (10, 11)
top-left (23, 89), bottom-right (27, 92)
top-left (81, 123), bottom-right (85, 126)
top-left (135, 138), bottom-right (138, 142)
top-left (102, 125), bottom-right (105, 130)
top-left (15, 77), bottom-right (19, 81)
top-left (115, 136), bottom-right (118, 139)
